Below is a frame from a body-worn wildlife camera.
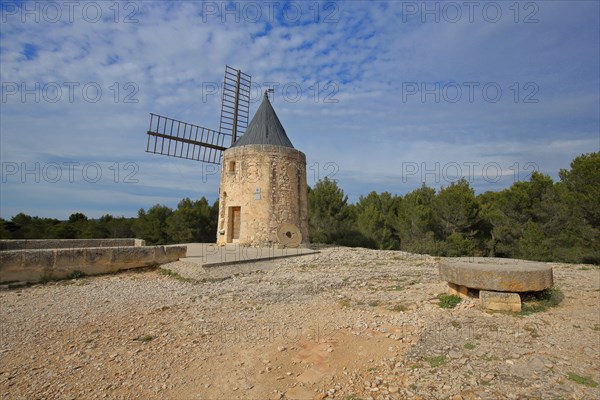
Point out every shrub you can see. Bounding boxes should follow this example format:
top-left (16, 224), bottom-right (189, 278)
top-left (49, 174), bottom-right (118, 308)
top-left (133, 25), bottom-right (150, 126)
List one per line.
top-left (438, 294), bottom-right (462, 309)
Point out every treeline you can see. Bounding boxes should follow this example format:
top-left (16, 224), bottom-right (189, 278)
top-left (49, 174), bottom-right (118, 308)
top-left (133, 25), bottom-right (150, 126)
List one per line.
top-left (308, 152), bottom-right (599, 264)
top-left (0, 198), bottom-right (218, 245)
top-left (1, 152), bottom-right (598, 264)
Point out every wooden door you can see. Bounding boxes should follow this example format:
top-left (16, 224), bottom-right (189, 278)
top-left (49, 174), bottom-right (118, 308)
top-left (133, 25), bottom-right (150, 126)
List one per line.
top-left (230, 207), bottom-right (241, 241)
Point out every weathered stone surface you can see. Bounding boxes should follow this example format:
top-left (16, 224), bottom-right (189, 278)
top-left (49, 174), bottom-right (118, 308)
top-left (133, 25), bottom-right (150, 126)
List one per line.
top-left (480, 290), bottom-right (522, 312)
top-left (0, 250), bottom-right (22, 269)
top-left (0, 238), bottom-right (145, 251)
top-left (217, 144), bottom-right (309, 247)
top-left (439, 257), bottom-right (553, 292)
top-left (165, 245), bottom-right (187, 262)
top-left (0, 251), bottom-right (24, 281)
top-left (448, 282), bottom-right (469, 298)
top-left (22, 250), bottom-right (54, 269)
top-left (85, 247), bottom-right (113, 269)
top-left (0, 245), bottom-right (187, 283)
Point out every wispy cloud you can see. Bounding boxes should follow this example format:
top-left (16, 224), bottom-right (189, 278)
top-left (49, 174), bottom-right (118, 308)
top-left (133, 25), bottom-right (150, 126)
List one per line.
top-left (1, 0), bottom-right (598, 218)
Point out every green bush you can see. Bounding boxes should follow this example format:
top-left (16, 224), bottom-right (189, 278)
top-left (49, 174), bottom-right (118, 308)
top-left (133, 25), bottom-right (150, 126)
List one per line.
top-left (521, 287), bottom-right (564, 315)
top-left (67, 270), bottom-right (86, 279)
top-left (446, 232), bottom-right (475, 256)
top-left (567, 372), bottom-right (598, 387)
top-left (438, 294), bottom-right (462, 309)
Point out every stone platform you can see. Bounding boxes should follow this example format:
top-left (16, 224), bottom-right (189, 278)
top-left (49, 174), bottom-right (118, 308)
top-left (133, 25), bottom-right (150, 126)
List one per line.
top-left (162, 243), bottom-right (319, 281)
top-left (180, 243), bottom-right (318, 267)
top-left (439, 257), bottom-right (554, 312)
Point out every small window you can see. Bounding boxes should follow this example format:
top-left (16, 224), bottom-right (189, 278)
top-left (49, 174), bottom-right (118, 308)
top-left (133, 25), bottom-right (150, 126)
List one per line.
top-left (228, 161), bottom-right (236, 173)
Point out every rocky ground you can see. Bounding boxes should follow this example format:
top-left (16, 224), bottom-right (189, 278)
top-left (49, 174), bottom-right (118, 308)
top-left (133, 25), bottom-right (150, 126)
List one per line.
top-left (1, 246), bottom-right (599, 399)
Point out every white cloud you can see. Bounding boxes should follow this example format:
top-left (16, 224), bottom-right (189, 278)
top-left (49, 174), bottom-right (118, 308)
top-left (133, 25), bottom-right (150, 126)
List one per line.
top-left (1, 0), bottom-right (598, 219)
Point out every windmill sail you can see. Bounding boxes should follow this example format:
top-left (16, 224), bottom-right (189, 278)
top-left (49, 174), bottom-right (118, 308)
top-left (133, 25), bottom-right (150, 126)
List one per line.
top-left (219, 65), bottom-right (251, 144)
top-left (146, 113), bottom-right (231, 164)
top-left (144, 66), bottom-right (251, 165)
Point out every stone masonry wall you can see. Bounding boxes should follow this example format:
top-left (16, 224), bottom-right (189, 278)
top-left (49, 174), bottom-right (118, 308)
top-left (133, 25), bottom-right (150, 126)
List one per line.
top-left (0, 239), bottom-right (145, 251)
top-left (217, 144), bottom-right (308, 246)
top-left (0, 245), bottom-right (186, 283)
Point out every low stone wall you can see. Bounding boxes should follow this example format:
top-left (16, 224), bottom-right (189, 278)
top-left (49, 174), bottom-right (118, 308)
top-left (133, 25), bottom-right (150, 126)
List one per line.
top-left (0, 239), bottom-right (145, 251)
top-left (0, 245), bottom-right (186, 283)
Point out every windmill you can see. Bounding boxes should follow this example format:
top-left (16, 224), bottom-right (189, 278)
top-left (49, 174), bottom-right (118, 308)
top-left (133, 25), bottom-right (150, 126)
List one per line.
top-left (145, 65), bottom-right (309, 247)
top-left (145, 65), bottom-right (251, 165)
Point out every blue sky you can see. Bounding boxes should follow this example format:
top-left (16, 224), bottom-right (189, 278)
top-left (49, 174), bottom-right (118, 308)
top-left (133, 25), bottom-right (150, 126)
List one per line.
top-left (1, 0), bottom-right (599, 219)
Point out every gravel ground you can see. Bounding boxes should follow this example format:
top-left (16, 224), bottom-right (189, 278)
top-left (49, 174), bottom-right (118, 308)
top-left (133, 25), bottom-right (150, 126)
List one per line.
top-left (1, 247), bottom-right (599, 399)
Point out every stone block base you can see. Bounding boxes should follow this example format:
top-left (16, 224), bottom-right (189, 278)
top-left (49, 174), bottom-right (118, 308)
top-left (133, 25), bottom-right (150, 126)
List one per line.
top-left (480, 290), bottom-right (522, 312)
top-left (448, 282), bottom-right (469, 298)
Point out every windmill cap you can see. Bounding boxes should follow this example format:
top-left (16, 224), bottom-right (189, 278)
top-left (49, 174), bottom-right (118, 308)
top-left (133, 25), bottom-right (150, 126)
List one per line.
top-left (231, 94), bottom-right (294, 149)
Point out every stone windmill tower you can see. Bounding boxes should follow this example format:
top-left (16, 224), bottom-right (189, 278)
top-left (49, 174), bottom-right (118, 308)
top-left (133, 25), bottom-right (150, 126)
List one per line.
top-left (145, 66), bottom-right (308, 247)
top-left (217, 91), bottom-right (308, 246)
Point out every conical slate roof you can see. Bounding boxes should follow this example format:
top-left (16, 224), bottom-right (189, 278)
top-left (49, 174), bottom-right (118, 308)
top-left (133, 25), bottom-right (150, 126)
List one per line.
top-left (231, 94), bottom-right (294, 148)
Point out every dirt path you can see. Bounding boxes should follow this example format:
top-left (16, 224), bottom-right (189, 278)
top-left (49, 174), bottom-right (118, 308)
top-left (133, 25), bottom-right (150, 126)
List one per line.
top-left (1, 247), bottom-right (598, 399)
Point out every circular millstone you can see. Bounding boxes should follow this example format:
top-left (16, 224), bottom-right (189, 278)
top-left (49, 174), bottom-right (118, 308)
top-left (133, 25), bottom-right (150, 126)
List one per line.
top-left (439, 257), bottom-right (554, 292)
top-left (276, 223), bottom-right (302, 248)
